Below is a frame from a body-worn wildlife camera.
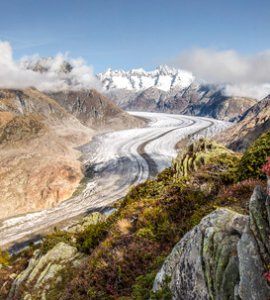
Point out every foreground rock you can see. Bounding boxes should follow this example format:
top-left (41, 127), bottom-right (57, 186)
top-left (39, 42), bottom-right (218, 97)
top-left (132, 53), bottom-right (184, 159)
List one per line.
top-left (153, 186), bottom-right (270, 299)
top-left (8, 242), bottom-right (85, 300)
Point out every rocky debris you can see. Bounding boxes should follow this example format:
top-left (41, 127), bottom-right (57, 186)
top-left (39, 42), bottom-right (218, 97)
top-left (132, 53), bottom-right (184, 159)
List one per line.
top-left (8, 242), bottom-right (85, 300)
top-left (153, 186), bottom-right (270, 299)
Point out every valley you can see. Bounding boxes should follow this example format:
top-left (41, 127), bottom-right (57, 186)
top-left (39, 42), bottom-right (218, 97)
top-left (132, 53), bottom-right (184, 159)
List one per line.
top-left (0, 111), bottom-right (229, 250)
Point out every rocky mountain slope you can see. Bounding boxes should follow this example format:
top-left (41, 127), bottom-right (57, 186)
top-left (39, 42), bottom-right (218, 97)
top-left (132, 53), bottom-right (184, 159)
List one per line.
top-left (125, 84), bottom-right (256, 121)
top-left (218, 94), bottom-right (270, 151)
top-left (48, 89), bottom-right (143, 130)
top-left (0, 88), bottom-right (93, 220)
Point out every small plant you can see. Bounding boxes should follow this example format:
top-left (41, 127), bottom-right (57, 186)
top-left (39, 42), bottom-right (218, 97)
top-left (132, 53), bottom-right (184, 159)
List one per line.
top-left (264, 271), bottom-right (270, 284)
top-left (0, 249), bottom-right (10, 266)
top-left (237, 131), bottom-right (270, 181)
top-left (76, 220), bottom-right (109, 254)
top-left (262, 157), bottom-right (270, 196)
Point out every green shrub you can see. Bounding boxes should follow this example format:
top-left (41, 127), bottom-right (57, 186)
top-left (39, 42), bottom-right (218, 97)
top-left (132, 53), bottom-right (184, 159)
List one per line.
top-left (0, 249), bottom-right (10, 266)
top-left (237, 130), bottom-right (270, 180)
top-left (41, 230), bottom-right (74, 254)
top-left (132, 257), bottom-right (168, 300)
top-left (132, 272), bottom-right (156, 300)
top-left (136, 207), bottom-right (173, 242)
top-left (76, 221), bottom-right (109, 254)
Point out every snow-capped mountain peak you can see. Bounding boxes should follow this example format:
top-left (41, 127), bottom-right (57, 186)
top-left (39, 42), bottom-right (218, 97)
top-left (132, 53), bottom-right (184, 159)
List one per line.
top-left (97, 65), bottom-right (194, 92)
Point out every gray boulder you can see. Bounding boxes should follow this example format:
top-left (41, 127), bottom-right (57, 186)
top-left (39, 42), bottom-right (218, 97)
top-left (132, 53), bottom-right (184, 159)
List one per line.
top-left (153, 186), bottom-right (270, 300)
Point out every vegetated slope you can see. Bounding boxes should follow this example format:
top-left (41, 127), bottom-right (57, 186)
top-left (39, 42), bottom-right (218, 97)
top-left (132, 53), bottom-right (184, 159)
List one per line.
top-left (4, 132), bottom-right (270, 299)
top-left (0, 88), bottom-right (93, 220)
top-left (48, 89), bottom-right (144, 131)
top-left (218, 94), bottom-right (270, 151)
top-left (59, 135), bottom-right (269, 300)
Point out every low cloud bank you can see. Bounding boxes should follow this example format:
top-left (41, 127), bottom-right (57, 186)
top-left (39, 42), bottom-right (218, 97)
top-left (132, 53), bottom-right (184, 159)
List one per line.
top-left (0, 41), bottom-right (100, 92)
top-left (171, 48), bottom-right (270, 99)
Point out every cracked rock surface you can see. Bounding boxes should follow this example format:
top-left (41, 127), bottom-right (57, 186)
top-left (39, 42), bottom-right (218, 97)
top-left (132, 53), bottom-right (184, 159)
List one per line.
top-left (153, 186), bottom-right (270, 300)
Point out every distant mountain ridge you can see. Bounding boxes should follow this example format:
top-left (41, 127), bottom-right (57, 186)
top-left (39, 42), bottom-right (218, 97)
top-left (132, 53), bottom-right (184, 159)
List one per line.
top-left (97, 65), bottom-right (194, 92)
top-left (22, 59), bottom-right (260, 122)
top-left (97, 65), bottom-right (258, 121)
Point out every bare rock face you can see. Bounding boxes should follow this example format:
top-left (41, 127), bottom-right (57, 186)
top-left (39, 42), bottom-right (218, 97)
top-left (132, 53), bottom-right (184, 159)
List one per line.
top-left (153, 186), bottom-right (270, 299)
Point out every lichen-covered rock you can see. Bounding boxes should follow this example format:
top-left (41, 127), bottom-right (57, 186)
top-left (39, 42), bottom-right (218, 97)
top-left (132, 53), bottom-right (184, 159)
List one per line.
top-left (153, 209), bottom-right (247, 299)
top-left (8, 242), bottom-right (85, 299)
top-left (153, 186), bottom-right (270, 300)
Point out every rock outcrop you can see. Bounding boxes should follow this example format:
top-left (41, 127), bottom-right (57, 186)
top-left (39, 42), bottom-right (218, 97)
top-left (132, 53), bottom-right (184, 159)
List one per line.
top-left (8, 242), bottom-right (85, 300)
top-left (153, 186), bottom-right (270, 299)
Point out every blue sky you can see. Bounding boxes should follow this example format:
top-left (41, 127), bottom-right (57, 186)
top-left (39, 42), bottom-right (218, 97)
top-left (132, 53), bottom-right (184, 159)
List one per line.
top-left (0, 0), bottom-right (270, 73)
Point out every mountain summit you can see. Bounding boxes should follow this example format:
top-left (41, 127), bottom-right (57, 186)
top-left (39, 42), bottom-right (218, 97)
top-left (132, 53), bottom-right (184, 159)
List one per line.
top-left (97, 65), bottom-right (194, 92)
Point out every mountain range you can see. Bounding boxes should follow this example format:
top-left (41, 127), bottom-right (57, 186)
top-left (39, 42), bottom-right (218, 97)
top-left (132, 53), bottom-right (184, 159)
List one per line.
top-left (97, 65), bottom-right (194, 92)
top-left (97, 65), bottom-right (259, 121)
top-left (21, 58), bottom-right (265, 122)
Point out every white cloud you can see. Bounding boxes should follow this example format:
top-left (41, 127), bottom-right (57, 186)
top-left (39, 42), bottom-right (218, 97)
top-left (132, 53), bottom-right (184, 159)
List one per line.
top-left (0, 40), bottom-right (100, 92)
top-left (170, 48), bottom-right (270, 99)
top-left (223, 83), bottom-right (270, 99)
